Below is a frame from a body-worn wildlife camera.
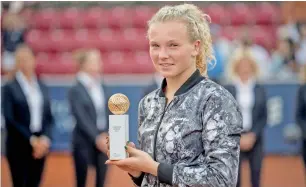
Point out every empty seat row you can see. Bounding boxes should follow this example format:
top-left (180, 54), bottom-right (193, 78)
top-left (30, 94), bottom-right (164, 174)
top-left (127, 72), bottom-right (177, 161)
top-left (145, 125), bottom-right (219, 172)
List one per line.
top-left (5, 2), bottom-right (281, 30)
top-left (25, 25), bottom-right (277, 53)
top-left (35, 51), bottom-right (154, 74)
top-left (25, 28), bottom-right (149, 53)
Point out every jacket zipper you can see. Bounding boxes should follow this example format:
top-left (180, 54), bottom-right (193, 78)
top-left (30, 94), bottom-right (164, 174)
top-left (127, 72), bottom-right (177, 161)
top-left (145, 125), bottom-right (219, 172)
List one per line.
top-left (153, 98), bottom-right (174, 187)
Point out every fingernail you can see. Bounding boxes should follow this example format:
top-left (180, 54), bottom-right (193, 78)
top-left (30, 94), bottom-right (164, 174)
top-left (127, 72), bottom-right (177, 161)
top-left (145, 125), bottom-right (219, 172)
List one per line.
top-left (126, 141), bottom-right (130, 144)
top-left (124, 146), bottom-right (127, 150)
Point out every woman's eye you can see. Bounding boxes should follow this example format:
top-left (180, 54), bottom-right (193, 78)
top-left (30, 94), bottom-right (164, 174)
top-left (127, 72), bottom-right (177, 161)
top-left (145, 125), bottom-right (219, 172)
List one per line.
top-left (170, 43), bottom-right (178, 47)
top-left (151, 44), bottom-right (159, 48)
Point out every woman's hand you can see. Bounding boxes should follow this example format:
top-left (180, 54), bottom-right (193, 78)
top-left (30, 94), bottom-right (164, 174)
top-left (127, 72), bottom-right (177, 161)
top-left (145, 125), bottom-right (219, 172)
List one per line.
top-left (106, 138), bottom-right (143, 178)
top-left (105, 143), bottom-right (159, 176)
top-left (240, 132), bottom-right (256, 151)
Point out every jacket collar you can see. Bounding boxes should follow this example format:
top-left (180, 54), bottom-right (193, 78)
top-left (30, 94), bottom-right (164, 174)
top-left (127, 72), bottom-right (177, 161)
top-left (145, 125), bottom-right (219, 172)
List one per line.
top-left (158, 69), bottom-right (205, 97)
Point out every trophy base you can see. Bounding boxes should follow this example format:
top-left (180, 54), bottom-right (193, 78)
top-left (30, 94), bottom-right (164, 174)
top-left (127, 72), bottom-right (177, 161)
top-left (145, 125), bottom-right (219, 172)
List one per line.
top-left (109, 115), bottom-right (129, 160)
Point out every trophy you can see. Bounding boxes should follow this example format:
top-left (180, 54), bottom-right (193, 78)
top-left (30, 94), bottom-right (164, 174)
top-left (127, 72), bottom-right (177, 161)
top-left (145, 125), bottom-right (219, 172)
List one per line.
top-left (108, 93), bottom-right (130, 160)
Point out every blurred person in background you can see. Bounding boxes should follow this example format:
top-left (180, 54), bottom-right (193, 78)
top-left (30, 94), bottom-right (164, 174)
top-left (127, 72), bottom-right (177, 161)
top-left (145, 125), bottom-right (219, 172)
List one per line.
top-left (2, 13), bottom-right (27, 77)
top-left (270, 37), bottom-right (299, 80)
top-left (296, 22), bottom-right (306, 66)
top-left (295, 64), bottom-right (306, 180)
top-left (207, 24), bottom-right (230, 81)
top-left (68, 49), bottom-right (109, 187)
top-left (224, 48), bottom-right (267, 187)
top-left (2, 44), bottom-right (54, 187)
top-left (230, 29), bottom-right (271, 80)
top-left (142, 72), bottom-right (163, 98)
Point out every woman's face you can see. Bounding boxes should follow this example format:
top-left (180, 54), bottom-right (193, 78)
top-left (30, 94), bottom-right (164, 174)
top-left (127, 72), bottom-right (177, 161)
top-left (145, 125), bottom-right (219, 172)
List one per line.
top-left (17, 48), bottom-right (36, 75)
top-left (82, 52), bottom-right (102, 79)
top-left (235, 58), bottom-right (255, 81)
top-left (148, 20), bottom-right (200, 79)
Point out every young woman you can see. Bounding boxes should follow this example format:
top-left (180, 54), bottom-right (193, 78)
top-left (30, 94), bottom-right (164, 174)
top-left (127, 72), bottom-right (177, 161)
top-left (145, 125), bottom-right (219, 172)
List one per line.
top-left (106, 4), bottom-right (243, 187)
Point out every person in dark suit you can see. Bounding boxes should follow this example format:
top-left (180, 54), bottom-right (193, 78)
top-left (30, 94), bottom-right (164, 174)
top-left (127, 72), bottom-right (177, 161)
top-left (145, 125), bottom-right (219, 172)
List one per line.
top-left (224, 48), bottom-right (267, 187)
top-left (68, 49), bottom-right (109, 187)
top-left (2, 44), bottom-right (54, 187)
top-left (296, 64), bottom-right (306, 177)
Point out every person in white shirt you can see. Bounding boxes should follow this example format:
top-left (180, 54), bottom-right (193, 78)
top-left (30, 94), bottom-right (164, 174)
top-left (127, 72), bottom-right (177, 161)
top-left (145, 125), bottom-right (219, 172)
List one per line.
top-left (2, 44), bottom-right (54, 187)
top-left (224, 48), bottom-right (267, 187)
top-left (68, 49), bottom-right (109, 187)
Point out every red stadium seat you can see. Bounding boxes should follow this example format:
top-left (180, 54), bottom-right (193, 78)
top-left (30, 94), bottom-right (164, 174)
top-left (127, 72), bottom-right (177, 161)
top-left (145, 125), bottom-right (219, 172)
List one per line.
top-left (119, 28), bottom-right (149, 51)
top-left (204, 4), bottom-right (230, 25)
top-left (102, 51), bottom-right (154, 74)
top-left (108, 7), bottom-right (134, 29)
top-left (255, 2), bottom-right (281, 25)
top-left (81, 7), bottom-right (109, 29)
top-left (51, 29), bottom-right (85, 52)
top-left (102, 51), bottom-right (128, 73)
top-left (97, 28), bottom-right (121, 52)
top-left (221, 26), bottom-right (242, 41)
top-left (35, 52), bottom-right (77, 74)
top-left (36, 61), bottom-right (77, 74)
top-left (31, 8), bottom-right (59, 30)
top-left (131, 51), bottom-right (154, 73)
top-left (25, 30), bottom-right (52, 53)
top-left (229, 3), bottom-right (256, 25)
top-left (250, 25), bottom-right (277, 51)
top-left (58, 7), bottom-right (82, 29)
top-left (132, 6), bottom-right (157, 28)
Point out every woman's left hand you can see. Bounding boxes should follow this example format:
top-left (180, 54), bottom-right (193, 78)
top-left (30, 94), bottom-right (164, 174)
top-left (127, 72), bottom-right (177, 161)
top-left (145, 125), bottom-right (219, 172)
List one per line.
top-left (105, 144), bottom-right (159, 176)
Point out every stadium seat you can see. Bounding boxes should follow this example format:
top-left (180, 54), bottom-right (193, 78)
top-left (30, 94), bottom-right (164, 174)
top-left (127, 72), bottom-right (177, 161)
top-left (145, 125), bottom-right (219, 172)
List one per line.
top-left (119, 28), bottom-right (149, 51)
top-left (132, 6), bottom-right (157, 28)
top-left (108, 7), bottom-right (134, 29)
top-left (81, 7), bottom-right (109, 29)
top-left (58, 7), bottom-right (82, 29)
top-left (31, 8), bottom-right (59, 30)
top-left (35, 52), bottom-right (77, 74)
top-left (255, 2), bottom-right (281, 25)
top-left (229, 3), bottom-right (256, 25)
top-left (97, 28), bottom-right (121, 51)
top-left (101, 51), bottom-right (154, 74)
top-left (132, 51), bottom-right (154, 73)
top-left (251, 25), bottom-right (277, 51)
top-left (36, 61), bottom-right (77, 74)
top-left (221, 26), bottom-right (242, 41)
top-left (25, 30), bottom-right (52, 53)
top-left (204, 4), bottom-right (230, 25)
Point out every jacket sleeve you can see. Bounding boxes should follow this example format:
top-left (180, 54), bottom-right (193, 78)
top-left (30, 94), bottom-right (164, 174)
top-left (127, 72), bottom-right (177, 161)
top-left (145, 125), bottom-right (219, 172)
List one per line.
top-left (41, 86), bottom-right (55, 140)
top-left (296, 85), bottom-right (306, 136)
top-left (68, 87), bottom-right (100, 144)
top-left (157, 91), bottom-right (243, 187)
top-left (2, 84), bottom-right (33, 141)
top-left (251, 87), bottom-right (268, 137)
top-left (129, 97), bottom-right (147, 186)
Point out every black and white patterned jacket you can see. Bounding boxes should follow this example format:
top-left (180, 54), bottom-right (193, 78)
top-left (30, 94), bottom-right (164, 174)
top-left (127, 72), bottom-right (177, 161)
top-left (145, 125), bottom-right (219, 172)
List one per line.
top-left (133, 70), bottom-right (243, 187)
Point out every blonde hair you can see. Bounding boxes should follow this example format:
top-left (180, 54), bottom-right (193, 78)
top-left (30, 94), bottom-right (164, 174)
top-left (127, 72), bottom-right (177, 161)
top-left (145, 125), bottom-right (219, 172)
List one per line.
top-left (147, 3), bottom-right (215, 76)
top-left (73, 48), bottom-right (101, 69)
top-left (228, 48), bottom-right (260, 81)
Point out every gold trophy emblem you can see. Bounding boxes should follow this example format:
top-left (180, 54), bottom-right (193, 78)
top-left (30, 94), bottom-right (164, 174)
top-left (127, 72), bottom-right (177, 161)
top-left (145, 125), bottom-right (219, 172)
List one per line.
top-left (108, 93), bottom-right (130, 115)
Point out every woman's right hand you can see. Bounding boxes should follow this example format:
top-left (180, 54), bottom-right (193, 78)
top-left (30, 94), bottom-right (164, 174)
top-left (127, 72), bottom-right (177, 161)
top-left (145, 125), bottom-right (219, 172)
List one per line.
top-left (106, 137), bottom-right (142, 178)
